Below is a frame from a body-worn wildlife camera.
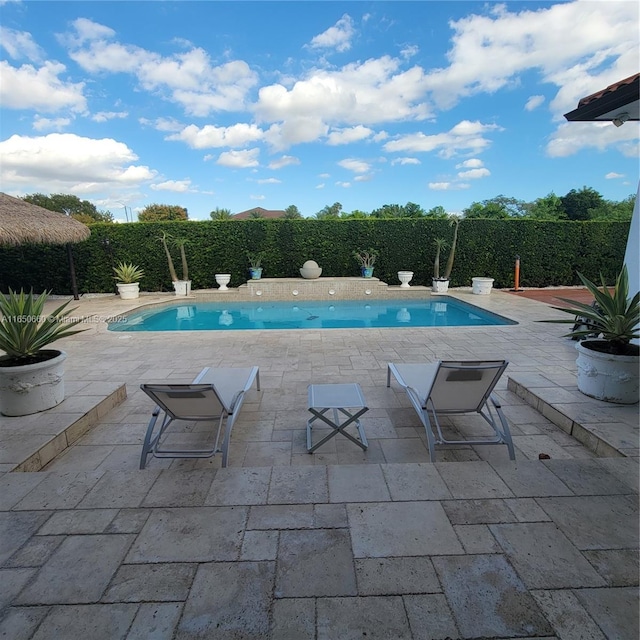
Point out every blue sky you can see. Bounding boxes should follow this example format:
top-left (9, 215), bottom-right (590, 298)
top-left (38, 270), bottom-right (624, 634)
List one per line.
top-left (1, 0), bottom-right (638, 221)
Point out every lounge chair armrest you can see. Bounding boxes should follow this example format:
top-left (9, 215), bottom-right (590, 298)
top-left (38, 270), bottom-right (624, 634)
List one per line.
top-left (489, 395), bottom-right (502, 409)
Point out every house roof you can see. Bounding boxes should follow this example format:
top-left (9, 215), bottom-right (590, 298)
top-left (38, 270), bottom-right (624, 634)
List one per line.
top-left (233, 207), bottom-right (287, 220)
top-left (564, 73), bottom-right (639, 123)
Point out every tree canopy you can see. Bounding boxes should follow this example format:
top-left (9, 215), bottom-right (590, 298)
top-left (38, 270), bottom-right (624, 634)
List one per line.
top-left (22, 193), bottom-right (113, 223)
top-left (138, 204), bottom-right (188, 221)
top-left (210, 207), bottom-right (232, 220)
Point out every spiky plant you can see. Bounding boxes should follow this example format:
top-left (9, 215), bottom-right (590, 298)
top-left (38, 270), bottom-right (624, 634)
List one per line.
top-left (158, 231), bottom-right (179, 282)
top-left (0, 289), bottom-right (87, 364)
top-left (172, 238), bottom-right (189, 281)
top-left (542, 266), bottom-right (639, 356)
top-left (113, 262), bottom-right (144, 284)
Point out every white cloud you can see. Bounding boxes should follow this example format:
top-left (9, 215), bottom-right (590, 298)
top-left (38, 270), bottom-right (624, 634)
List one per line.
top-left (66, 19), bottom-right (258, 116)
top-left (250, 194), bottom-right (265, 201)
top-left (0, 133), bottom-right (156, 193)
top-left (428, 182), bottom-right (470, 191)
top-left (547, 120), bottom-right (638, 157)
top-left (455, 158), bottom-right (484, 169)
top-left (457, 167), bottom-right (490, 179)
top-left (0, 27), bottom-right (43, 61)
top-left (384, 120), bottom-right (502, 158)
top-left (354, 174), bottom-right (372, 182)
top-left (336, 181), bottom-right (351, 188)
top-left (142, 117), bottom-right (183, 133)
top-left (525, 95), bottom-right (545, 111)
top-left (92, 111), bottom-right (128, 123)
top-left (400, 45), bottom-right (419, 60)
top-left (216, 148), bottom-right (260, 168)
top-left (315, 183), bottom-right (325, 189)
top-left (327, 125), bottom-right (374, 145)
top-left (256, 56), bottom-right (432, 149)
top-left (391, 157), bottom-right (421, 166)
top-left (605, 172), bottom-right (625, 179)
top-left (268, 155), bottom-right (300, 170)
top-left (309, 14), bottom-right (355, 53)
top-left (338, 158), bottom-right (371, 174)
top-left (168, 123), bottom-right (264, 149)
top-left (151, 179), bottom-right (192, 192)
top-left (256, 178), bottom-right (281, 184)
top-left (0, 61), bottom-right (86, 112)
top-left (33, 116), bottom-right (71, 132)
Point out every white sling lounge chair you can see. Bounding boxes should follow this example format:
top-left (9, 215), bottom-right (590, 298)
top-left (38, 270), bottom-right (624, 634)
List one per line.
top-left (140, 366), bottom-right (260, 469)
top-left (387, 360), bottom-right (515, 461)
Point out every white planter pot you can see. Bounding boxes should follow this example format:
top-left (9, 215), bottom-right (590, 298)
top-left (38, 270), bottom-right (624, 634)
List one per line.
top-left (472, 277), bottom-right (494, 295)
top-left (575, 340), bottom-right (639, 404)
top-left (398, 271), bottom-right (414, 288)
top-left (173, 280), bottom-right (192, 296)
top-left (116, 282), bottom-right (140, 300)
top-left (0, 350), bottom-right (67, 416)
top-left (215, 274), bottom-right (231, 290)
top-left (432, 278), bottom-right (449, 294)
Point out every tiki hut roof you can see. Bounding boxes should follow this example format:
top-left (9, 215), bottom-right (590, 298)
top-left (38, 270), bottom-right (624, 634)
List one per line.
top-left (0, 192), bottom-right (91, 246)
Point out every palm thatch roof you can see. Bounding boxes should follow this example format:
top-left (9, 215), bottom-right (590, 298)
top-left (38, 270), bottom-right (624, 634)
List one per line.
top-left (0, 192), bottom-right (91, 246)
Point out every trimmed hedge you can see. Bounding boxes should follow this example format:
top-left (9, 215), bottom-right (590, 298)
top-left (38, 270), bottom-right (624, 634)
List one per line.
top-left (0, 219), bottom-right (630, 294)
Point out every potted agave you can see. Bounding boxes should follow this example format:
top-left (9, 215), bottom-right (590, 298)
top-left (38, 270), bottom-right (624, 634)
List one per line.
top-left (0, 289), bottom-right (86, 416)
top-left (247, 252), bottom-right (265, 280)
top-left (542, 266), bottom-right (639, 404)
top-left (354, 249), bottom-right (378, 278)
top-left (113, 261), bottom-right (144, 300)
top-left (159, 232), bottom-right (191, 296)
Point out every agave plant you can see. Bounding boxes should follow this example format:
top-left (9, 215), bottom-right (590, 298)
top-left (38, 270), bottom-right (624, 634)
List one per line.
top-left (0, 289), bottom-right (87, 364)
top-left (433, 238), bottom-right (448, 280)
top-left (113, 262), bottom-right (144, 284)
top-left (542, 266), bottom-right (639, 355)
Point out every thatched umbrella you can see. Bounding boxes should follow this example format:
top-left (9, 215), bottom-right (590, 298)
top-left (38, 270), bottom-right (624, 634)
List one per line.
top-left (0, 192), bottom-right (91, 299)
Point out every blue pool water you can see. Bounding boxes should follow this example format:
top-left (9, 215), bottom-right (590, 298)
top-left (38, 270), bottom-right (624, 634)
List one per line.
top-left (108, 297), bottom-right (516, 331)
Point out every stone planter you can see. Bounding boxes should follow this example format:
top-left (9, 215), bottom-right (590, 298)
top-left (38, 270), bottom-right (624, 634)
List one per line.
top-left (472, 277), bottom-right (494, 295)
top-left (575, 340), bottom-right (639, 404)
top-left (398, 271), bottom-right (414, 288)
top-left (116, 282), bottom-right (140, 300)
top-left (432, 278), bottom-right (449, 294)
top-left (173, 280), bottom-right (192, 296)
top-left (300, 260), bottom-right (322, 279)
top-left (215, 274), bottom-right (231, 290)
top-left (0, 350), bottom-right (67, 416)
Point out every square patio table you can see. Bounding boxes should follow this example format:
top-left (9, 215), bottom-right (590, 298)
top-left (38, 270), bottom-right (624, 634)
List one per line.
top-left (307, 383), bottom-right (369, 453)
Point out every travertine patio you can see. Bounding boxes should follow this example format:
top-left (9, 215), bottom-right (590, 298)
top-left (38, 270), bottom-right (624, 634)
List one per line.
top-left (1, 288), bottom-right (638, 639)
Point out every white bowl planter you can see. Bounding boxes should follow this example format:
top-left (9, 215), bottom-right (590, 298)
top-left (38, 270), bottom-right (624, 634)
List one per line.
top-left (432, 278), bottom-right (449, 294)
top-left (0, 350), bottom-right (67, 416)
top-left (575, 340), bottom-right (639, 404)
top-left (116, 282), bottom-right (140, 300)
top-left (215, 274), bottom-right (231, 290)
top-left (472, 277), bottom-right (494, 295)
top-left (173, 280), bottom-right (192, 296)
top-left (300, 260), bottom-right (322, 279)
top-left (398, 271), bottom-right (414, 288)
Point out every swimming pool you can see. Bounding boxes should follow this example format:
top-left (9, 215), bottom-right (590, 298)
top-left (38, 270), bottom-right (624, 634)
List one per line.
top-left (108, 298), bottom-right (516, 331)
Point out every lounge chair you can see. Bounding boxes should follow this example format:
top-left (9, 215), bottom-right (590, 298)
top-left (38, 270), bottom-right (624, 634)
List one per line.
top-left (139, 366), bottom-right (260, 469)
top-left (387, 360), bottom-right (515, 461)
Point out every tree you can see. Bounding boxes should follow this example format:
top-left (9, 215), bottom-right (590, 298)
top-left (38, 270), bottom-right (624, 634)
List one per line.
top-left (341, 209), bottom-right (369, 219)
top-left (283, 205), bottom-right (302, 219)
top-left (588, 195), bottom-right (635, 221)
top-left (425, 205), bottom-right (448, 219)
top-left (138, 204), bottom-right (188, 221)
top-left (315, 202), bottom-right (342, 219)
top-left (22, 193), bottom-right (113, 223)
top-left (210, 207), bottom-right (232, 220)
top-left (463, 195), bottom-right (526, 219)
top-left (248, 209), bottom-right (264, 219)
top-left (526, 193), bottom-right (566, 220)
top-left (560, 187), bottom-right (605, 221)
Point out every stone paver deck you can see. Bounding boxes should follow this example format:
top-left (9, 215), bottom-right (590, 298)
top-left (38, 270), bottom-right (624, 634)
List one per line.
top-left (0, 287), bottom-right (638, 638)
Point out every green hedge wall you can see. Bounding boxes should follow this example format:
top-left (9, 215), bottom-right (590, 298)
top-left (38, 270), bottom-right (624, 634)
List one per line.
top-left (0, 219), bottom-right (630, 294)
